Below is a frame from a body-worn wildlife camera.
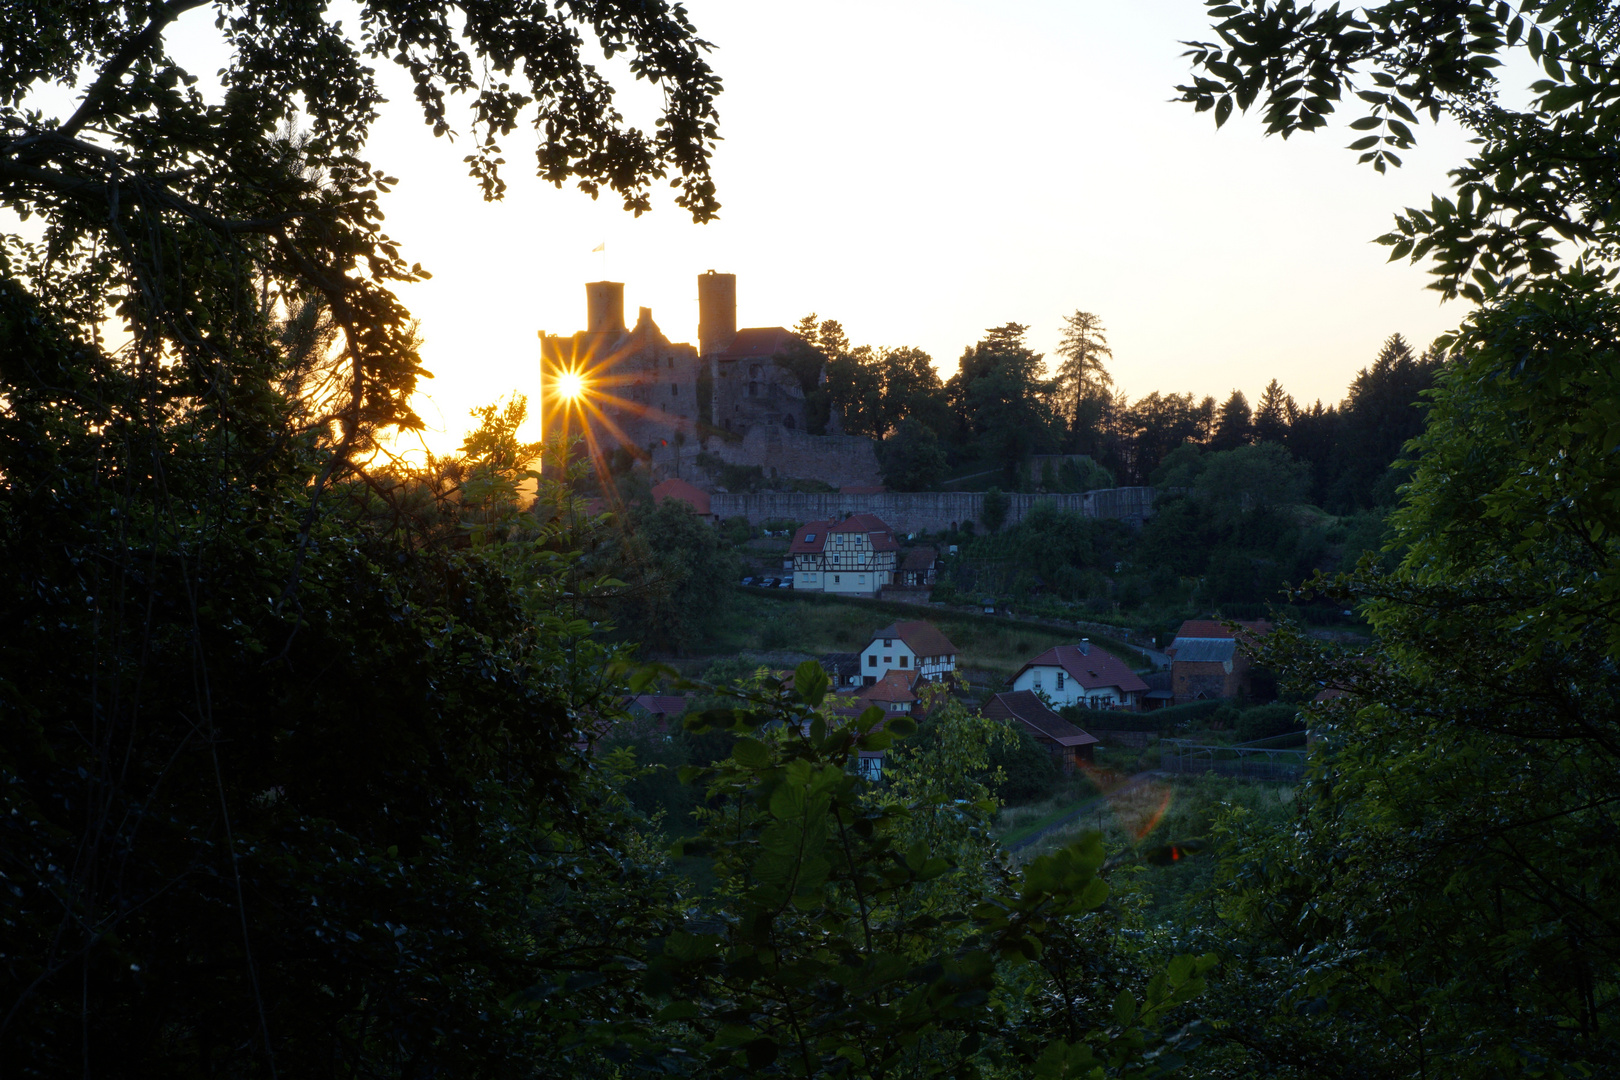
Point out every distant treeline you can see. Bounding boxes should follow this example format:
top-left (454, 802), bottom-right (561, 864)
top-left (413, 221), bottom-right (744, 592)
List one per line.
top-left (783, 313), bottom-right (1441, 515)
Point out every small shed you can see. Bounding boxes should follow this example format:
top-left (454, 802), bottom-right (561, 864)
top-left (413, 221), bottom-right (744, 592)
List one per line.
top-left (983, 690), bottom-right (1099, 770)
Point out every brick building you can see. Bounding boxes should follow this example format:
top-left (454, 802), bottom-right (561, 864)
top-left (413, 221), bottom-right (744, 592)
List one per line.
top-left (1165, 619), bottom-right (1272, 704)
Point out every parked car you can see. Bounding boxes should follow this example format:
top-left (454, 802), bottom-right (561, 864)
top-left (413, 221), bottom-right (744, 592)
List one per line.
top-left (778, 578), bottom-right (793, 588)
top-left (740, 577), bottom-right (754, 586)
top-left (760, 576), bottom-right (777, 587)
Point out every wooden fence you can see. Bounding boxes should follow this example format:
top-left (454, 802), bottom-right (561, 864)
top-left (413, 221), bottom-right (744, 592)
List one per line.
top-left (1159, 733), bottom-right (1308, 782)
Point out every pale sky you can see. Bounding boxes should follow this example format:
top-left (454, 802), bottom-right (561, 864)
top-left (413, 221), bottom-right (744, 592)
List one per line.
top-left (31, 1), bottom-right (1488, 454)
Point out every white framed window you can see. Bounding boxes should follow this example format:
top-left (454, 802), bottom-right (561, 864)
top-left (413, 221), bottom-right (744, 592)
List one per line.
top-left (1034, 670), bottom-right (1043, 688)
top-left (1056, 672), bottom-right (1065, 690)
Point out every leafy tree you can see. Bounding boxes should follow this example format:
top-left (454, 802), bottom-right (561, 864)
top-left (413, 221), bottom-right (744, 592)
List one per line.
top-left (878, 345), bottom-right (951, 438)
top-left (1187, 273), bottom-right (1620, 1077)
top-left (948, 323), bottom-right (1062, 483)
top-left (879, 417), bottom-right (949, 491)
top-left (649, 664), bottom-right (1213, 1078)
top-left (1196, 443), bottom-right (1311, 526)
top-left (1178, 0), bottom-right (1620, 300)
top-left (981, 486), bottom-right (1012, 533)
top-left (607, 496), bottom-right (741, 653)
top-left (1207, 390), bottom-right (1253, 452)
top-left (1119, 392), bottom-right (1215, 484)
top-left (0, 1), bottom-right (724, 1070)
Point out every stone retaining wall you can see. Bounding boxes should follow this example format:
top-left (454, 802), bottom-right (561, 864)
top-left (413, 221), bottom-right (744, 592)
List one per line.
top-left (709, 487), bottom-right (1157, 533)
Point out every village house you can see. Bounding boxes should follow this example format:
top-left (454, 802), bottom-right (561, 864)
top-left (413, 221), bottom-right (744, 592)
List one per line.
top-left (895, 547), bottom-right (937, 588)
top-left (859, 620), bottom-right (959, 685)
top-left (1166, 619), bottom-right (1272, 704)
top-left (983, 691), bottom-right (1099, 770)
top-left (1009, 639), bottom-right (1148, 710)
top-left (790, 513), bottom-right (901, 595)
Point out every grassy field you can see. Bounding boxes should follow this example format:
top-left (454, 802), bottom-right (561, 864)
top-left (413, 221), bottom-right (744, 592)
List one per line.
top-left (692, 589), bottom-right (1150, 680)
top-left (1000, 773), bottom-right (1296, 921)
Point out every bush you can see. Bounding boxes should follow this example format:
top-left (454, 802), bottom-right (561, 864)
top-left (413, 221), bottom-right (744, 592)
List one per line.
top-left (986, 725), bottom-right (1060, 805)
top-left (1236, 702), bottom-right (1303, 742)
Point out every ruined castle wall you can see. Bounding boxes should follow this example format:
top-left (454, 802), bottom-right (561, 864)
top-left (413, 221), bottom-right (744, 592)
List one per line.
top-left (654, 426), bottom-right (883, 490)
top-left (708, 488), bottom-right (1158, 532)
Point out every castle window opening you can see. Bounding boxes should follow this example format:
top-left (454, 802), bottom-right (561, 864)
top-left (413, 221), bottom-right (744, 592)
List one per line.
top-left (748, 382), bottom-right (758, 397)
top-left (671, 383), bottom-right (679, 397)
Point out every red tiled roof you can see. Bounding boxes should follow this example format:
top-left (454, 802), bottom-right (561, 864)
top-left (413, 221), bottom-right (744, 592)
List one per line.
top-left (1173, 619), bottom-right (1272, 640)
top-left (651, 477), bottom-right (711, 516)
top-left (857, 670), bottom-right (918, 704)
top-left (790, 519), bottom-right (835, 553)
top-left (983, 691), bottom-right (1099, 748)
top-left (1014, 644), bottom-right (1149, 693)
top-left (716, 327), bottom-right (796, 362)
top-left (870, 620), bottom-right (957, 658)
top-left (791, 514), bottom-right (900, 553)
top-left (830, 513), bottom-right (900, 551)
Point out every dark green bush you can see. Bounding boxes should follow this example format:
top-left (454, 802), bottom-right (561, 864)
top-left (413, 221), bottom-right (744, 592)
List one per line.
top-left (986, 726), bottom-right (1061, 805)
top-left (1236, 702), bottom-right (1304, 742)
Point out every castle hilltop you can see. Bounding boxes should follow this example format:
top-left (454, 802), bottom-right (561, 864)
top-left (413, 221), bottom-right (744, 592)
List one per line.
top-left (539, 272), bottom-right (883, 489)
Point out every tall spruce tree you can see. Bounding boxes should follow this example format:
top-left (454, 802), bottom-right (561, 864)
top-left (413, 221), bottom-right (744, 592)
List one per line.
top-left (1209, 389), bottom-right (1254, 451)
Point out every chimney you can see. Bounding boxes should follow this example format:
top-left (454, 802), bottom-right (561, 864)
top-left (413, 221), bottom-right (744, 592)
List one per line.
top-left (697, 270), bottom-right (736, 356)
top-left (585, 281), bottom-right (625, 335)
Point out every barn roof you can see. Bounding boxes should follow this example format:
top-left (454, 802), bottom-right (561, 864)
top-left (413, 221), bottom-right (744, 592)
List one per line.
top-left (983, 691), bottom-right (1099, 748)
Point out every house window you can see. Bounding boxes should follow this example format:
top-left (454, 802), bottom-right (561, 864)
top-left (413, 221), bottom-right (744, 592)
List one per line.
top-left (898, 656), bottom-right (908, 668)
top-left (883, 656), bottom-right (892, 665)
top-left (1056, 672), bottom-right (1065, 690)
top-left (868, 655), bottom-right (877, 668)
top-left (1034, 671), bottom-right (1043, 688)
top-left (834, 575), bottom-right (841, 583)
top-left (883, 638), bottom-right (892, 647)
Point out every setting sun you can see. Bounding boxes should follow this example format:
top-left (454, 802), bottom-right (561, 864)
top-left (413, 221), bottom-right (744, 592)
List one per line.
top-left (554, 369), bottom-right (586, 401)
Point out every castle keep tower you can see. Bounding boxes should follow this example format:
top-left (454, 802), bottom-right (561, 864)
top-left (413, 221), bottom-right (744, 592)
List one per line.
top-left (697, 270), bottom-right (736, 357)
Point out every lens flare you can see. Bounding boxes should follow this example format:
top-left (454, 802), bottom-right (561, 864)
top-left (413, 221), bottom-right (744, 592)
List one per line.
top-left (555, 369), bottom-right (586, 400)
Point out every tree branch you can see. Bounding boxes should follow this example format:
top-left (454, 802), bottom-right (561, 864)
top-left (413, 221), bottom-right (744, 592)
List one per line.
top-left (59, 0), bottom-right (211, 140)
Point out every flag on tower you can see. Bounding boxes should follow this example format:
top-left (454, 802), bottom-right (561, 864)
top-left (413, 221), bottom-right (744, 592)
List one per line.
top-left (592, 242), bottom-right (605, 252)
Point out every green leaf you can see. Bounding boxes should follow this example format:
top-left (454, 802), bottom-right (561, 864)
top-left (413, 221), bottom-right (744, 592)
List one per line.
top-left (1113, 989), bottom-right (1138, 1026)
top-left (732, 737), bottom-right (772, 769)
top-left (793, 659), bottom-right (829, 705)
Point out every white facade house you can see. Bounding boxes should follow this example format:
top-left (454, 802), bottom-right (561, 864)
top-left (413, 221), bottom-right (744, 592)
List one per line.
top-left (860, 620), bottom-right (959, 685)
top-left (1010, 640), bottom-right (1149, 710)
top-left (790, 514), bottom-right (900, 595)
